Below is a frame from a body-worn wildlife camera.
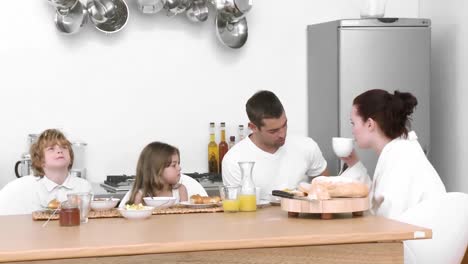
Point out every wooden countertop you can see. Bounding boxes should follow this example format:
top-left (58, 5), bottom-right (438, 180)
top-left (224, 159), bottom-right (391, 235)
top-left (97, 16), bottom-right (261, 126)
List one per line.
top-left (0, 207), bottom-right (431, 262)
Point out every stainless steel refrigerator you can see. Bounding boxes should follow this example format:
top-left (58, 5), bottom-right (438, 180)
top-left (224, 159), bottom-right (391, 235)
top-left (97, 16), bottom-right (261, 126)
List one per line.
top-left (307, 18), bottom-right (431, 176)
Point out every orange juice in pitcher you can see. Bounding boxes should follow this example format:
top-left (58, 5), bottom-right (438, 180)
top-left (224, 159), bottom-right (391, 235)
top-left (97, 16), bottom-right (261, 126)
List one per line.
top-left (238, 161), bottom-right (257, 212)
top-left (239, 194), bottom-right (256, 211)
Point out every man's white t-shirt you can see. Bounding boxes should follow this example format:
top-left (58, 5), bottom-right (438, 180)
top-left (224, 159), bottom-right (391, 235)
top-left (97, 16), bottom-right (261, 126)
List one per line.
top-left (0, 174), bottom-right (92, 215)
top-left (222, 135), bottom-right (327, 200)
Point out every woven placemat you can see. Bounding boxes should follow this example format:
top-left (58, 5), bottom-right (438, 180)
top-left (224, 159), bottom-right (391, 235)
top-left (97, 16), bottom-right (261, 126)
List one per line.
top-left (32, 206), bottom-right (224, 221)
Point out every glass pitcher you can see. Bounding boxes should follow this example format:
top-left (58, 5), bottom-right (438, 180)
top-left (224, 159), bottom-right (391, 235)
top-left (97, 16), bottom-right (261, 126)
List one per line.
top-left (238, 161), bottom-right (257, 212)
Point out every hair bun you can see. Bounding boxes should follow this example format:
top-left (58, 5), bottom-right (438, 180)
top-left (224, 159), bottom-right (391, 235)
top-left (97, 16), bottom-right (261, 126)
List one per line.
top-left (394, 90), bottom-right (418, 117)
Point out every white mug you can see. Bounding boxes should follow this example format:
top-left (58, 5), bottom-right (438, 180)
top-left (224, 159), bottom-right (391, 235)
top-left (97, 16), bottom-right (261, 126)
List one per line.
top-left (255, 187), bottom-right (261, 204)
top-left (332, 137), bottom-right (354, 157)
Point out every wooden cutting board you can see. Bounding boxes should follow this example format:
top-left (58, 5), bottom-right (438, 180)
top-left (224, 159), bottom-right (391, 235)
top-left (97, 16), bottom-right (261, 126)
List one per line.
top-left (280, 197), bottom-right (370, 219)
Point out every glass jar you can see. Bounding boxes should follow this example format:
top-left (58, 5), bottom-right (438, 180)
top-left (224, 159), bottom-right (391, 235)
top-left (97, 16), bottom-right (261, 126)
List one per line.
top-left (59, 201), bottom-right (80, 226)
top-left (360, 0), bottom-right (388, 18)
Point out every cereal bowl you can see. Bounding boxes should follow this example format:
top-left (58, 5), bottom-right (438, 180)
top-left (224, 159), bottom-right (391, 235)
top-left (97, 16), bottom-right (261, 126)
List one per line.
top-left (118, 205), bottom-right (154, 220)
top-left (91, 198), bottom-right (120, 211)
top-left (143, 197), bottom-right (177, 209)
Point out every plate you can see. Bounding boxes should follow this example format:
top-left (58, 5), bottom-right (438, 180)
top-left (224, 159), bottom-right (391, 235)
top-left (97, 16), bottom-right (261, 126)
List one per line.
top-left (257, 199), bottom-right (270, 206)
top-left (179, 201), bottom-right (222, 209)
top-left (38, 208), bottom-right (61, 213)
top-left (40, 206), bottom-right (61, 212)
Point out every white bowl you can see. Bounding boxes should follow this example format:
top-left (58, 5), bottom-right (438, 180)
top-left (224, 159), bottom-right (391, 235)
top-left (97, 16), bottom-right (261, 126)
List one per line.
top-left (332, 137), bottom-right (354, 157)
top-left (91, 198), bottom-right (120, 211)
top-left (143, 197), bottom-right (177, 209)
top-left (118, 206), bottom-right (154, 220)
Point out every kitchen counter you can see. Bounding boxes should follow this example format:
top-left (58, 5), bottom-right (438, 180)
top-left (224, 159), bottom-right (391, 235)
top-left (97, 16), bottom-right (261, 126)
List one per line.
top-left (0, 207), bottom-right (431, 263)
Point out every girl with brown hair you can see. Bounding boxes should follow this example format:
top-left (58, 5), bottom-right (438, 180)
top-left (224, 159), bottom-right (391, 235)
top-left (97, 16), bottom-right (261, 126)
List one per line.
top-left (127, 142), bottom-right (188, 205)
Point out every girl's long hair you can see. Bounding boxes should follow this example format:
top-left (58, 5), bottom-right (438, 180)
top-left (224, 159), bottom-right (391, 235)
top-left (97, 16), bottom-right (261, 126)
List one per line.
top-left (127, 142), bottom-right (179, 205)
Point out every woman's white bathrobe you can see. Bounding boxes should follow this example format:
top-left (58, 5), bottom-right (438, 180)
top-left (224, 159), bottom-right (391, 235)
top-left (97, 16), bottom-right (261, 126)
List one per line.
top-left (345, 131), bottom-right (447, 264)
top-left (367, 131), bottom-right (446, 218)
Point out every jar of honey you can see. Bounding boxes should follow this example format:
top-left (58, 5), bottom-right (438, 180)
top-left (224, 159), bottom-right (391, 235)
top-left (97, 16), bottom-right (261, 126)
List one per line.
top-left (59, 201), bottom-right (80, 227)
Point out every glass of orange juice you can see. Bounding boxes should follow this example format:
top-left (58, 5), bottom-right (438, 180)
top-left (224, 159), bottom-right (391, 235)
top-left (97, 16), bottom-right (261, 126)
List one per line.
top-left (219, 185), bottom-right (241, 213)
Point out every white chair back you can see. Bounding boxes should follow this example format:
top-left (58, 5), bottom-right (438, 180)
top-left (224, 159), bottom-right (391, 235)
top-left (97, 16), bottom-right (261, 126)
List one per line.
top-left (396, 192), bottom-right (468, 264)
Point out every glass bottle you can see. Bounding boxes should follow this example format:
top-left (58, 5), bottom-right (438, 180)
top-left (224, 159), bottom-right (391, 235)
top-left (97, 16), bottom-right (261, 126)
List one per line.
top-left (238, 161), bottom-right (256, 212)
top-left (218, 122), bottom-right (229, 173)
top-left (238, 125), bottom-right (245, 142)
top-left (228, 136), bottom-right (236, 149)
top-left (208, 122), bottom-right (219, 173)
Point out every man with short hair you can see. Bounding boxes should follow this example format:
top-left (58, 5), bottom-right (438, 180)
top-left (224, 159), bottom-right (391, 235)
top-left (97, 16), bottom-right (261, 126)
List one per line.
top-left (222, 90), bottom-right (329, 201)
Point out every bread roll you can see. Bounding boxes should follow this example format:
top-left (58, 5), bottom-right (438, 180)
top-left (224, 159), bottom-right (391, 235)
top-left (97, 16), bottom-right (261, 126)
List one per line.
top-left (190, 194), bottom-right (203, 204)
top-left (47, 199), bottom-right (61, 210)
top-left (305, 176), bottom-right (369, 200)
top-left (211, 196), bottom-right (221, 203)
top-left (201, 197), bottom-right (211, 204)
top-left (190, 195), bottom-right (221, 204)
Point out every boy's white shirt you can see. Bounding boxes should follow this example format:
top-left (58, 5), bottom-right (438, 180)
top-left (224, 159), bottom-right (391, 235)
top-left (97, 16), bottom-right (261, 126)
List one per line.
top-left (0, 174), bottom-right (92, 215)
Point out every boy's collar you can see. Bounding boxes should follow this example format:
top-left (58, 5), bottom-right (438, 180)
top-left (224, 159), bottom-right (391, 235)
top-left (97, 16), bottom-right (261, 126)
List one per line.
top-left (41, 174), bottom-right (73, 191)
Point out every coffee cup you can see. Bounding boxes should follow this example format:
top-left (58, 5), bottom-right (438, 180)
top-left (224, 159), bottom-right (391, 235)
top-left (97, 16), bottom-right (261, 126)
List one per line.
top-left (332, 137), bottom-right (354, 157)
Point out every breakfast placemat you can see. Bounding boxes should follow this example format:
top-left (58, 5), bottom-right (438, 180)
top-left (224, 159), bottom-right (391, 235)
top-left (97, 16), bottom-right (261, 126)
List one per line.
top-left (32, 206), bottom-right (224, 221)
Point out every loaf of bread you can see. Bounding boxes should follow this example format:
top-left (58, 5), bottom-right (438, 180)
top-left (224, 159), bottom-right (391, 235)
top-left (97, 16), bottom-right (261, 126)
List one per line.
top-left (299, 176), bottom-right (369, 200)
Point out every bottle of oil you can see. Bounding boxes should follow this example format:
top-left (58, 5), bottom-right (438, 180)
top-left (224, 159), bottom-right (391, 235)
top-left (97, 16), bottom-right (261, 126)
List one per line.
top-left (228, 136), bottom-right (236, 149)
top-left (208, 122), bottom-right (219, 173)
top-left (218, 122), bottom-right (229, 173)
top-left (238, 125), bottom-right (245, 142)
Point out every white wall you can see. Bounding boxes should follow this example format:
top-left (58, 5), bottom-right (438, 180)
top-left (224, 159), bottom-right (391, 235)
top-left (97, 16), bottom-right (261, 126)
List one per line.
top-left (420, 0), bottom-right (468, 192)
top-left (0, 0), bottom-right (418, 186)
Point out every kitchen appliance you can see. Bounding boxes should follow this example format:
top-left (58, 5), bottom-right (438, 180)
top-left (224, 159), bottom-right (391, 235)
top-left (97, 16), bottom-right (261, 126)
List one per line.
top-left (71, 141), bottom-right (87, 179)
top-left (100, 175), bottom-right (136, 192)
top-left (14, 134), bottom-right (38, 178)
top-left (307, 18), bottom-right (431, 176)
top-left (15, 153), bottom-right (32, 178)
